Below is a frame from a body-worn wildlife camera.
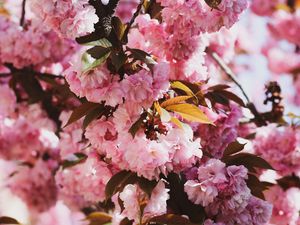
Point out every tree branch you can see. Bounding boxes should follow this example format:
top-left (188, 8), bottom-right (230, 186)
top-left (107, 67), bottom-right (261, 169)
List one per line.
top-left (123, 0), bottom-right (145, 41)
top-left (20, 0), bottom-right (27, 27)
top-left (206, 48), bottom-right (267, 126)
top-left (206, 49), bottom-right (250, 103)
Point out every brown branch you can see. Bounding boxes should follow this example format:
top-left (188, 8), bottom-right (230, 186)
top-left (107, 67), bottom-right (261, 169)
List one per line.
top-left (123, 0), bottom-right (145, 41)
top-left (206, 48), bottom-right (267, 126)
top-left (206, 49), bottom-right (250, 103)
top-left (20, 0), bottom-right (27, 27)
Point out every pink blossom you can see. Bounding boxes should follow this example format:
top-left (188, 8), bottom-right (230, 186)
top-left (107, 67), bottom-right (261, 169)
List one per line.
top-left (58, 111), bottom-right (86, 158)
top-left (144, 180), bottom-right (169, 219)
top-left (294, 77), bottom-right (300, 106)
top-left (254, 125), bottom-right (300, 176)
top-left (0, 117), bottom-right (45, 162)
top-left (262, 41), bottom-right (300, 74)
top-left (65, 52), bottom-right (169, 107)
top-left (268, 10), bottom-right (300, 46)
top-left (196, 104), bottom-right (242, 158)
top-left (8, 159), bottom-right (58, 213)
top-left (0, 84), bottom-right (16, 118)
top-left (55, 152), bottom-right (113, 209)
top-left (64, 59), bottom-right (124, 106)
top-left (251, 0), bottom-right (283, 16)
top-left (184, 159), bottom-right (227, 206)
top-left (204, 219), bottom-right (225, 225)
top-left (36, 202), bottom-right (86, 225)
top-left (0, 18), bottom-right (76, 69)
top-left (85, 117), bottom-right (118, 152)
top-left (217, 196), bottom-right (272, 225)
top-left (115, 0), bottom-right (139, 23)
top-left (265, 186), bottom-right (300, 225)
top-left (118, 184), bottom-right (141, 221)
top-left (201, 0), bottom-right (248, 33)
top-left (115, 180), bottom-right (169, 224)
top-left (30, 0), bottom-right (99, 38)
top-left (206, 165), bottom-right (251, 216)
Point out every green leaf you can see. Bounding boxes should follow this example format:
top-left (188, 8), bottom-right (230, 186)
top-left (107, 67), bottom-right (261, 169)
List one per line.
top-left (82, 38), bottom-right (112, 48)
top-left (64, 102), bottom-right (99, 127)
top-left (222, 141), bottom-right (246, 158)
top-left (0, 216), bottom-right (20, 224)
top-left (165, 104), bottom-right (214, 124)
top-left (149, 214), bottom-right (199, 225)
top-left (62, 153), bottom-right (88, 169)
top-left (105, 171), bottom-right (138, 199)
top-left (87, 46), bottom-right (111, 59)
top-left (128, 112), bottom-right (147, 138)
top-left (82, 51), bottom-right (111, 73)
top-left (86, 212), bottom-right (112, 225)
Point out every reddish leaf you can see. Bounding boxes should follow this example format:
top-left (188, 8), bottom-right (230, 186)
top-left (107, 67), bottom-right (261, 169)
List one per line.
top-left (208, 84), bottom-right (230, 91)
top-left (277, 175), bottom-right (300, 190)
top-left (129, 112), bottom-right (147, 138)
top-left (64, 102), bottom-right (99, 127)
top-left (0, 216), bottom-right (20, 224)
top-left (223, 153), bottom-right (274, 171)
top-left (215, 90), bottom-right (245, 107)
top-left (82, 105), bottom-right (106, 129)
top-left (222, 141), bottom-right (246, 158)
top-left (246, 174), bottom-right (273, 200)
top-left (105, 171), bottom-right (138, 199)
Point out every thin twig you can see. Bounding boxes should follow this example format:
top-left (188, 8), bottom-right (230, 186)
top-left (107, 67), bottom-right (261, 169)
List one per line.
top-left (20, 0), bottom-right (27, 27)
top-left (206, 48), bottom-right (267, 126)
top-left (123, 0), bottom-right (145, 40)
top-left (34, 72), bottom-right (65, 79)
top-left (206, 49), bottom-right (250, 103)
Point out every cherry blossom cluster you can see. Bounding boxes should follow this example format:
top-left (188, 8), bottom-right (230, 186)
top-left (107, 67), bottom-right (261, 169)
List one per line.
top-left (0, 0), bottom-right (300, 225)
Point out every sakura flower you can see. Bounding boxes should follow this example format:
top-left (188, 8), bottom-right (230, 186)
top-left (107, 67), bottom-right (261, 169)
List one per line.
top-left (30, 0), bottom-right (99, 38)
top-left (55, 152), bottom-right (113, 209)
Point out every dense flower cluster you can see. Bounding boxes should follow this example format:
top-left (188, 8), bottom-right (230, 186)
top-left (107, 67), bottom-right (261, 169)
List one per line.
top-left (0, 0), bottom-right (300, 225)
top-left (30, 0), bottom-right (99, 38)
top-left (184, 159), bottom-right (272, 224)
top-left (0, 17), bottom-right (76, 69)
top-left (254, 125), bottom-right (300, 176)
